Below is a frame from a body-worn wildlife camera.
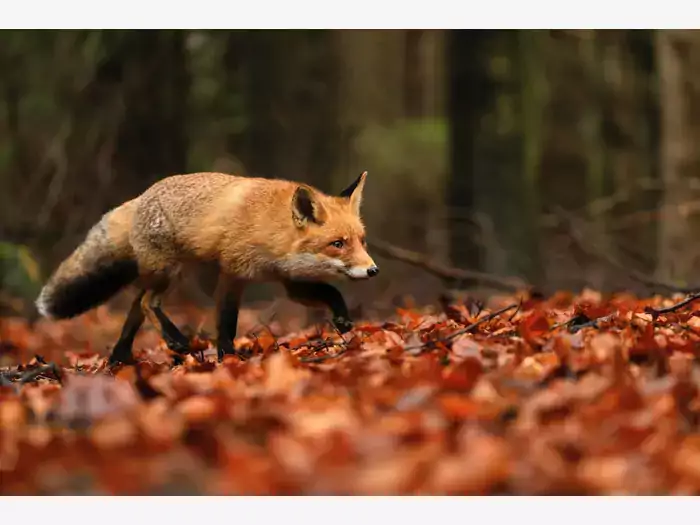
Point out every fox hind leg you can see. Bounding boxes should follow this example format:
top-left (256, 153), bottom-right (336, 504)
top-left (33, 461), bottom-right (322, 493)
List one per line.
top-left (283, 280), bottom-right (354, 334)
top-left (140, 278), bottom-right (190, 354)
top-left (108, 290), bottom-right (147, 365)
top-left (215, 276), bottom-right (247, 361)
top-left (130, 215), bottom-right (191, 356)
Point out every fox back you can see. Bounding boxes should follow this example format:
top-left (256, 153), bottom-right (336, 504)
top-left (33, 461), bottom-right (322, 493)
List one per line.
top-left (128, 171), bottom-right (376, 282)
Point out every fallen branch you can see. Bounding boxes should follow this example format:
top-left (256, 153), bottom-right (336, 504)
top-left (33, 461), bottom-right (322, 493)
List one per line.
top-left (405, 303), bottom-right (519, 352)
top-left (645, 292), bottom-right (700, 318)
top-left (368, 239), bottom-right (526, 291)
top-left (0, 373), bottom-right (14, 388)
top-left (20, 363), bottom-right (62, 384)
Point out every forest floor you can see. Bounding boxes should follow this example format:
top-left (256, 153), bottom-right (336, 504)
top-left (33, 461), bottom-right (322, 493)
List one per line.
top-left (2, 288), bottom-right (700, 495)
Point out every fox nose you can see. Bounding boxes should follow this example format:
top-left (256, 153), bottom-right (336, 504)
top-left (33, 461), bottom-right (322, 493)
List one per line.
top-left (367, 265), bottom-right (379, 278)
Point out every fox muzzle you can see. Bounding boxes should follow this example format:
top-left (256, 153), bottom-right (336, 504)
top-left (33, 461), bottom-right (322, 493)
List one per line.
top-left (345, 264), bottom-right (380, 280)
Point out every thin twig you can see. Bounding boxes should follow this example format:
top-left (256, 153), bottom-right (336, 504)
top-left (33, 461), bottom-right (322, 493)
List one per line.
top-left (259, 315), bottom-right (281, 354)
top-left (299, 347), bottom-right (349, 363)
top-left (247, 310), bottom-right (279, 340)
top-left (539, 176), bottom-right (662, 229)
top-left (550, 312), bottom-right (616, 333)
top-left (291, 318), bottom-right (351, 361)
top-left (554, 207), bottom-right (698, 294)
top-left (404, 303), bottom-right (519, 352)
top-left (289, 337), bottom-right (333, 352)
top-left (568, 314), bottom-right (615, 333)
top-left (508, 297), bottom-right (524, 322)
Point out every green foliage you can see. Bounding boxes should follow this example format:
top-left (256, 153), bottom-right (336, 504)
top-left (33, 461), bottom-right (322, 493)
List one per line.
top-left (353, 118), bottom-right (448, 194)
top-left (0, 241), bottom-right (42, 311)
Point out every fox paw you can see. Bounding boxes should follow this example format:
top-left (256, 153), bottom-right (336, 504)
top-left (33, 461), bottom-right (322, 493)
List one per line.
top-left (332, 316), bottom-right (354, 334)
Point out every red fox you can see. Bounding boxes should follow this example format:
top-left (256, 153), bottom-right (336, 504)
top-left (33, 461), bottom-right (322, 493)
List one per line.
top-left (36, 171), bottom-right (379, 364)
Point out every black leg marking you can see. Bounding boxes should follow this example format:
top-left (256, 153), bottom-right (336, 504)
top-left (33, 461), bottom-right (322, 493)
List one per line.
top-left (215, 278), bottom-right (247, 362)
top-left (217, 291), bottom-right (241, 361)
top-left (284, 280), bottom-right (353, 334)
top-left (145, 279), bottom-right (190, 354)
top-left (108, 291), bottom-right (146, 366)
top-left (152, 304), bottom-right (190, 354)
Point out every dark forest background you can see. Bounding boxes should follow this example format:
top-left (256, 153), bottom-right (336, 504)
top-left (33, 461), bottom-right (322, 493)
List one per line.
top-left (1, 29), bottom-right (700, 318)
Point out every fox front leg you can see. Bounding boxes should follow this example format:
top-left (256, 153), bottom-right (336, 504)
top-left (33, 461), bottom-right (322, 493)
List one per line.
top-left (283, 280), bottom-right (353, 334)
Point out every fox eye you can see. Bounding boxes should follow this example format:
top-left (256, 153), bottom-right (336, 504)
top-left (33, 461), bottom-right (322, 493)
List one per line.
top-left (330, 239), bottom-right (345, 249)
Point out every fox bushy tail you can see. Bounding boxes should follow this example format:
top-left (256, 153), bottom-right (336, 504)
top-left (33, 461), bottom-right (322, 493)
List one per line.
top-left (36, 220), bottom-right (138, 319)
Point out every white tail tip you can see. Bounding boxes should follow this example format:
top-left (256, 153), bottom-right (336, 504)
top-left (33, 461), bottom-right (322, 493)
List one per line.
top-left (35, 288), bottom-right (54, 319)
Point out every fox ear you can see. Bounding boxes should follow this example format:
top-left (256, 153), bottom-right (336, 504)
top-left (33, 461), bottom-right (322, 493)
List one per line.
top-left (292, 185), bottom-right (325, 228)
top-left (339, 171), bottom-right (367, 215)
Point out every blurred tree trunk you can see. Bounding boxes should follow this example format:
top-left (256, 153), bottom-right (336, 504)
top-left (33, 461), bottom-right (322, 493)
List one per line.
top-left (540, 31), bottom-right (591, 212)
top-left (516, 30), bottom-right (546, 286)
top-left (222, 30), bottom-right (248, 174)
top-left (51, 30), bottom-right (191, 232)
top-left (336, 30), bottom-right (405, 130)
top-left (237, 30), bottom-right (341, 191)
top-left (577, 30), bottom-right (609, 290)
top-left (597, 30), bottom-right (659, 285)
top-left (446, 29), bottom-right (490, 280)
top-left (447, 30), bottom-right (543, 286)
top-left (113, 30), bottom-right (190, 189)
top-left (3, 53), bottom-right (27, 179)
top-left (538, 31), bottom-right (597, 290)
top-left (404, 30), bottom-right (426, 118)
top-left (656, 30), bottom-right (700, 284)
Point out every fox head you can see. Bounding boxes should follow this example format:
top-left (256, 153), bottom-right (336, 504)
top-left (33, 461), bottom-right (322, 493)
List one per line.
top-left (284, 171), bottom-right (379, 281)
